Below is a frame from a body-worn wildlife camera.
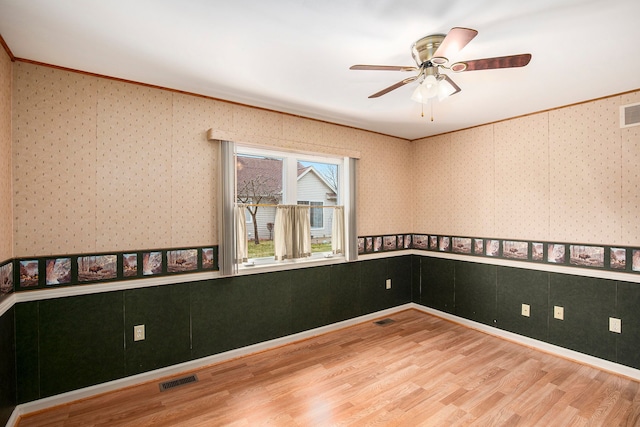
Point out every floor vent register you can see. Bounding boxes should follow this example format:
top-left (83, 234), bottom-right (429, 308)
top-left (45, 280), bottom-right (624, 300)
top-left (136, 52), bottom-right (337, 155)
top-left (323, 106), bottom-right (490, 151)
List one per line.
top-left (159, 374), bottom-right (198, 392)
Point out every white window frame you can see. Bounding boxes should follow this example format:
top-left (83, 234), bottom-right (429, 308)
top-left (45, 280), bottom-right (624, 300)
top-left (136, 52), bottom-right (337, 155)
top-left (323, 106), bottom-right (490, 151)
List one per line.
top-left (219, 142), bottom-right (357, 275)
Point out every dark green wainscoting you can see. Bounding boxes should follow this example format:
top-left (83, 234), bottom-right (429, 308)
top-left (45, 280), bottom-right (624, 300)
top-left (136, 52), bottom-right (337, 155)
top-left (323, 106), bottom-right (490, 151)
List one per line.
top-left (0, 306), bottom-right (16, 426)
top-left (414, 256), bottom-right (640, 371)
top-left (7, 251), bottom-right (640, 419)
top-left (12, 256), bottom-right (413, 404)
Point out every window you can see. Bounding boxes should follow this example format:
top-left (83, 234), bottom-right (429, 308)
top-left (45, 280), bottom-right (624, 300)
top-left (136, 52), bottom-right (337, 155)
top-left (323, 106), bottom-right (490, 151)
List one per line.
top-left (298, 201), bottom-right (323, 229)
top-left (219, 141), bottom-right (356, 274)
top-left (236, 147), bottom-right (340, 261)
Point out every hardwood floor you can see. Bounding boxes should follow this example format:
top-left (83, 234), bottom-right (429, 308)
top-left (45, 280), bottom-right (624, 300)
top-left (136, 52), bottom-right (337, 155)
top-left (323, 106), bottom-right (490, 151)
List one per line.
top-left (17, 309), bottom-right (640, 426)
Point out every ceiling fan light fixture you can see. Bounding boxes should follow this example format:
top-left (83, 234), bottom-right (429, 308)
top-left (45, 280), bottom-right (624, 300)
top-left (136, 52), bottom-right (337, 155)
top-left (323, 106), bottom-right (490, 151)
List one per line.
top-left (423, 75), bottom-right (438, 97)
top-left (437, 78), bottom-right (457, 101)
top-left (410, 84), bottom-right (426, 103)
top-left (411, 75), bottom-right (440, 103)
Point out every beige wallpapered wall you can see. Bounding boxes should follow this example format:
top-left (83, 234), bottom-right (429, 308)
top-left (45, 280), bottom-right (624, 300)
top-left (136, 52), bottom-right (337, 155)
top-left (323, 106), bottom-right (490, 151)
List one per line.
top-left (412, 90), bottom-right (640, 246)
top-left (11, 62), bottom-right (412, 257)
top-left (8, 59), bottom-right (639, 257)
top-left (622, 92), bottom-right (640, 245)
top-left (0, 48), bottom-right (11, 262)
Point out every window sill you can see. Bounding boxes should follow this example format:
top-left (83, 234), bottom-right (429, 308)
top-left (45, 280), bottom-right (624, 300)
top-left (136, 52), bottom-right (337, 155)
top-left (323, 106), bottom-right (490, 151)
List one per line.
top-left (237, 253), bottom-right (346, 275)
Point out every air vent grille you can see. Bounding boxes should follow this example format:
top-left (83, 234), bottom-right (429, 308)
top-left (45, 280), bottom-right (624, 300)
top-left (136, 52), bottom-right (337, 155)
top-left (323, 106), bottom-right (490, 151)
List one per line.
top-left (159, 374), bottom-right (198, 392)
top-left (621, 102), bottom-right (640, 128)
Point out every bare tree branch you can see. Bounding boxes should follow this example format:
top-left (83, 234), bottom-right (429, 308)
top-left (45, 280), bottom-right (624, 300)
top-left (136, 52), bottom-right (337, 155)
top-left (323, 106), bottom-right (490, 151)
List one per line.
top-left (237, 174), bottom-right (280, 244)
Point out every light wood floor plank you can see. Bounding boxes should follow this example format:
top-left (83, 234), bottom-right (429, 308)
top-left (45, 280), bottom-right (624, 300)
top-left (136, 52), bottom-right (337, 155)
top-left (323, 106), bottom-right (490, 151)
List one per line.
top-left (17, 309), bottom-right (640, 426)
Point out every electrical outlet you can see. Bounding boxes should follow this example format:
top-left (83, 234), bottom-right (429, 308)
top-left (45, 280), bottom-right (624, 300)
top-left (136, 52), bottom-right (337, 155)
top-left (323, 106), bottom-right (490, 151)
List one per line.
top-left (385, 279), bottom-right (392, 290)
top-left (134, 324), bottom-right (145, 341)
top-left (609, 317), bottom-right (621, 334)
top-left (554, 305), bottom-right (564, 320)
top-left (521, 304), bottom-right (530, 317)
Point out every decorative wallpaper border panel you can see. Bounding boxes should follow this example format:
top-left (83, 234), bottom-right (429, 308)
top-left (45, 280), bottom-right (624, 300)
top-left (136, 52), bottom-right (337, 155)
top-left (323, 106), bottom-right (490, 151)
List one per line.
top-left (0, 246), bottom-right (218, 302)
top-left (357, 234), bottom-right (413, 254)
top-left (358, 233), bottom-right (640, 275)
top-left (2, 230), bottom-right (639, 304)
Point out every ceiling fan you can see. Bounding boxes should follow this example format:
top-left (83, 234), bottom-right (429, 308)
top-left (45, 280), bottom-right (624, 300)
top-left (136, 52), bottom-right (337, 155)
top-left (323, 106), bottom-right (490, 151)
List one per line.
top-left (350, 27), bottom-right (531, 103)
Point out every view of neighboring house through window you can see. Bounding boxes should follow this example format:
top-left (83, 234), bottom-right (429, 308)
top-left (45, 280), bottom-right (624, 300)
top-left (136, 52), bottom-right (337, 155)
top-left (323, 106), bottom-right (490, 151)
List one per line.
top-left (236, 154), bottom-right (282, 254)
top-left (297, 201), bottom-right (323, 229)
top-left (236, 147), bottom-right (340, 262)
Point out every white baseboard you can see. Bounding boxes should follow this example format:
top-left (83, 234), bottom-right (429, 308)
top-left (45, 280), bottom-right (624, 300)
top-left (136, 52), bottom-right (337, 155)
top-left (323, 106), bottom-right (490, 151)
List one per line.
top-left (409, 303), bottom-right (640, 382)
top-left (4, 412), bottom-right (18, 427)
top-left (8, 304), bottom-right (413, 426)
top-left (9, 302), bottom-right (640, 426)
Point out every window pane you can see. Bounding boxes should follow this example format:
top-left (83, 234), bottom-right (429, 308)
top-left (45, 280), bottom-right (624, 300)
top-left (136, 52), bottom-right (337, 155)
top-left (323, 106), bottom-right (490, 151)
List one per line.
top-left (236, 154), bottom-right (282, 259)
top-left (310, 201), bottom-right (323, 229)
top-left (297, 161), bottom-right (338, 254)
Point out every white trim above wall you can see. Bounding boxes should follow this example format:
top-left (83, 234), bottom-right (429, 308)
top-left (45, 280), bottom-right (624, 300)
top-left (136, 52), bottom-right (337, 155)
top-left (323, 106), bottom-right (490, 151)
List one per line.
top-left (10, 271), bottom-right (219, 308)
top-left (0, 295), bottom-right (14, 319)
top-left (411, 249), bottom-right (640, 284)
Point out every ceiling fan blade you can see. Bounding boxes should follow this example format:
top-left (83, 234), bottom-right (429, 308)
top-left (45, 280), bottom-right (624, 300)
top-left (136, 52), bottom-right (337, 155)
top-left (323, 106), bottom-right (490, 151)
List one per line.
top-left (350, 64), bottom-right (418, 72)
top-left (452, 53), bottom-right (532, 72)
top-left (368, 76), bottom-right (418, 98)
top-left (431, 27), bottom-right (478, 64)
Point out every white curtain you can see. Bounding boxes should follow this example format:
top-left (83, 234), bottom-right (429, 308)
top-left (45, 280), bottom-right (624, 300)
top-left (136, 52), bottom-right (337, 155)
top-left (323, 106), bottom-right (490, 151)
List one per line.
top-left (235, 204), bottom-right (248, 264)
top-left (274, 205), bottom-right (311, 260)
top-left (332, 206), bottom-right (344, 255)
top-left (295, 206), bottom-right (311, 258)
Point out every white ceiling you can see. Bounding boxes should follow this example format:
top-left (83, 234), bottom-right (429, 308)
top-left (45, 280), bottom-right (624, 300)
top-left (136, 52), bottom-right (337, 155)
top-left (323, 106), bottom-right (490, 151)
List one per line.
top-left (1, 0), bottom-right (639, 140)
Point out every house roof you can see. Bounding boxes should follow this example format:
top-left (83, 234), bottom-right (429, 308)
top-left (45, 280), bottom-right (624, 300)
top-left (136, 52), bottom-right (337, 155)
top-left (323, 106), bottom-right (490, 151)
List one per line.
top-left (1, 1), bottom-right (639, 140)
top-left (236, 156), bottom-right (283, 197)
top-left (297, 166), bottom-right (337, 194)
top-left (236, 156), bottom-right (336, 198)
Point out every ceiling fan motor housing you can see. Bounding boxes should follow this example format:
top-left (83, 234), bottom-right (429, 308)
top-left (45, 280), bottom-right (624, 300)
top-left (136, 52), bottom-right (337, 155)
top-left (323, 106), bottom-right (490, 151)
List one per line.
top-left (411, 34), bottom-right (445, 66)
